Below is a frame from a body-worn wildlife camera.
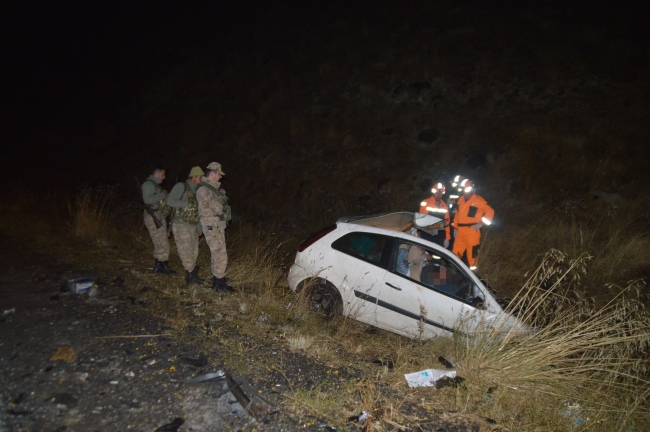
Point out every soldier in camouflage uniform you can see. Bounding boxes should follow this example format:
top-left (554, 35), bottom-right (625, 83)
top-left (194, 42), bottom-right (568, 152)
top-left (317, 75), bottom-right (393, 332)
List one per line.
top-left (167, 166), bottom-right (205, 285)
top-left (142, 166), bottom-right (175, 275)
top-left (197, 162), bottom-right (235, 293)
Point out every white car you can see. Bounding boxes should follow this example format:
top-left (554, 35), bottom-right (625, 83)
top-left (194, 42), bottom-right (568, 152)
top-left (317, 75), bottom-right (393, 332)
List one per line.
top-left (288, 212), bottom-right (525, 339)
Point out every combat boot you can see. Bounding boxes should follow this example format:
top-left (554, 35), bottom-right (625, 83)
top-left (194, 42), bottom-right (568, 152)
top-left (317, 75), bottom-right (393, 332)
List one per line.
top-left (153, 259), bottom-right (175, 275)
top-left (212, 276), bottom-right (235, 293)
top-left (185, 265), bottom-right (205, 285)
top-left (162, 261), bottom-right (177, 275)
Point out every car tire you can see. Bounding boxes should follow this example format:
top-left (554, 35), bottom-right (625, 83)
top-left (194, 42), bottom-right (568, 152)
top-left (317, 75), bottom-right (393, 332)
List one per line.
top-left (305, 280), bottom-right (343, 320)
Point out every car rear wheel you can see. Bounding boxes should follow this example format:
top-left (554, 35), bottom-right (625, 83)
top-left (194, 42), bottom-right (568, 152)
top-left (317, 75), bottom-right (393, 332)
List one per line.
top-left (305, 281), bottom-right (342, 319)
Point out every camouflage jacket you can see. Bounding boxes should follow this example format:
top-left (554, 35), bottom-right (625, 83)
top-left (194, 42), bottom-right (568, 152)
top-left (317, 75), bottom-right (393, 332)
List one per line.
top-left (141, 176), bottom-right (170, 220)
top-left (197, 178), bottom-right (232, 229)
top-left (167, 180), bottom-right (201, 229)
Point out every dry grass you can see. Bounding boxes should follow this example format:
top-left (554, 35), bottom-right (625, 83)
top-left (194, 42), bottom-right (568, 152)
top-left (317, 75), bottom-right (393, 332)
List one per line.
top-left (67, 185), bottom-right (114, 240)
top-left (5, 185), bottom-right (650, 431)
top-left (452, 249), bottom-right (650, 430)
top-left (480, 205), bottom-right (650, 301)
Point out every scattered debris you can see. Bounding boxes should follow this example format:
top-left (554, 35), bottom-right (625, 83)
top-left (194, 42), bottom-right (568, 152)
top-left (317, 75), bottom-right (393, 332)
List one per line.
top-left (12, 393), bottom-right (24, 405)
top-left (560, 400), bottom-right (585, 427)
top-left (1, 308), bottom-right (16, 319)
top-left (67, 278), bottom-right (95, 294)
top-left (181, 354), bottom-right (208, 367)
top-left (112, 276), bottom-right (125, 287)
top-left (154, 417), bottom-right (185, 432)
top-left (6, 409), bottom-right (31, 416)
top-left (97, 333), bottom-right (170, 339)
top-left (437, 356), bottom-right (454, 368)
top-left (214, 379), bottom-right (245, 399)
top-left (118, 259), bottom-right (134, 266)
top-left (186, 371), bottom-right (225, 383)
top-left (404, 368), bottom-right (456, 388)
top-left (371, 358), bottom-right (394, 369)
top-left (347, 411), bottom-right (373, 425)
top-left (48, 393), bottom-right (78, 406)
top-left (435, 375), bottom-right (466, 389)
top-left (51, 347), bottom-right (78, 362)
top-left (225, 373), bottom-right (274, 418)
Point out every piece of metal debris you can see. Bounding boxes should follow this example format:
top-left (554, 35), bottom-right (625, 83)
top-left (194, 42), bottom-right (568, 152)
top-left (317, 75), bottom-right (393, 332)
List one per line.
top-left (186, 371), bottom-right (225, 383)
top-left (154, 417), bottom-right (184, 432)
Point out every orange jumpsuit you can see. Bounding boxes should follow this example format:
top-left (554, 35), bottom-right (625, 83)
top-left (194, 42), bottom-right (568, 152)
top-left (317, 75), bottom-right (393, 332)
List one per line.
top-left (452, 193), bottom-right (494, 270)
top-left (419, 197), bottom-right (451, 240)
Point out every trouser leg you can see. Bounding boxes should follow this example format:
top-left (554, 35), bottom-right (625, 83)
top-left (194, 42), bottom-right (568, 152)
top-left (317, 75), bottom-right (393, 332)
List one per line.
top-left (204, 227), bottom-right (228, 278)
top-left (172, 223), bottom-right (199, 272)
top-left (452, 228), bottom-right (468, 263)
top-left (144, 215), bottom-right (169, 261)
top-left (465, 229), bottom-right (481, 269)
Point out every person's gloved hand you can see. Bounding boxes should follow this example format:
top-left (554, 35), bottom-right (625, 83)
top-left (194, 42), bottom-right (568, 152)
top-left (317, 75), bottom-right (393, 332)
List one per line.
top-left (443, 239), bottom-right (450, 248)
top-left (471, 223), bottom-right (483, 231)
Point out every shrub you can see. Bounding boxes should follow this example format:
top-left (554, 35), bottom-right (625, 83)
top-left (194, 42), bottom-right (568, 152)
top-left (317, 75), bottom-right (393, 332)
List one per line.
top-left (68, 186), bottom-right (114, 239)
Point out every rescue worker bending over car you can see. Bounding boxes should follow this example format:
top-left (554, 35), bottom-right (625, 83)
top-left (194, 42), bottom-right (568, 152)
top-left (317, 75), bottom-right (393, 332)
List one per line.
top-left (419, 182), bottom-right (451, 249)
top-left (452, 179), bottom-right (494, 271)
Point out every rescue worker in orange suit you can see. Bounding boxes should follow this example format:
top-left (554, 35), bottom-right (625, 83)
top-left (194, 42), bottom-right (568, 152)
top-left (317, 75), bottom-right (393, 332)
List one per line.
top-left (419, 182), bottom-right (451, 249)
top-left (452, 179), bottom-right (494, 271)
top-left (447, 175), bottom-right (465, 251)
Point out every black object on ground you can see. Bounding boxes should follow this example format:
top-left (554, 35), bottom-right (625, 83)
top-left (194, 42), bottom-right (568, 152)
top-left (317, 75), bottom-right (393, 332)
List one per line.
top-left (438, 356), bottom-right (454, 368)
top-left (435, 375), bottom-right (466, 389)
top-left (154, 417), bottom-right (185, 432)
top-left (181, 353), bottom-right (208, 367)
top-left (371, 358), bottom-right (394, 369)
top-left (12, 393), bottom-right (24, 405)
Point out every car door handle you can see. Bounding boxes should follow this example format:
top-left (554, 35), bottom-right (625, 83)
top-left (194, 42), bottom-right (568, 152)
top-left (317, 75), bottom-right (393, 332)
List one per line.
top-left (386, 282), bottom-right (402, 291)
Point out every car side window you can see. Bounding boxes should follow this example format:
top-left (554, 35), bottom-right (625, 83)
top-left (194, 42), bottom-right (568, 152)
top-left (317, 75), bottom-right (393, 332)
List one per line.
top-left (332, 232), bottom-right (389, 267)
top-left (393, 241), bottom-right (485, 306)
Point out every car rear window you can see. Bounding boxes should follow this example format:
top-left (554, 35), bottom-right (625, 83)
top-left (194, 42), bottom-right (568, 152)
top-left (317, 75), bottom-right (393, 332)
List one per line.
top-left (332, 232), bottom-right (389, 265)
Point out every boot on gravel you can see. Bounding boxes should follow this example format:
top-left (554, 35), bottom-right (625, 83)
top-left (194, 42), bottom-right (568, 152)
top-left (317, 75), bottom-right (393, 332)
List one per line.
top-left (162, 261), bottom-right (176, 275)
top-left (212, 276), bottom-right (235, 293)
top-left (153, 259), bottom-right (175, 275)
top-left (185, 265), bottom-right (205, 285)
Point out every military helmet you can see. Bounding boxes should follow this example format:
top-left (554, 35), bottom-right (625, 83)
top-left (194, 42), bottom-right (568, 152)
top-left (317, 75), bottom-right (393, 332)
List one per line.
top-left (189, 166), bottom-right (205, 177)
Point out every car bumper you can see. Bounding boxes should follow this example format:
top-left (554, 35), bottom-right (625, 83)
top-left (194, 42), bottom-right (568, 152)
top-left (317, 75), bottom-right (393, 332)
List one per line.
top-left (288, 263), bottom-right (307, 292)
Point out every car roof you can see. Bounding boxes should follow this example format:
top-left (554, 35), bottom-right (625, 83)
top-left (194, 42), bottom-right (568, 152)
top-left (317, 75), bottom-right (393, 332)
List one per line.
top-left (338, 212), bottom-right (441, 234)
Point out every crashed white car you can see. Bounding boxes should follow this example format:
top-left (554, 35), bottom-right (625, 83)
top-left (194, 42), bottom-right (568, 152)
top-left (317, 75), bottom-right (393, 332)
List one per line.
top-left (288, 212), bottom-right (525, 339)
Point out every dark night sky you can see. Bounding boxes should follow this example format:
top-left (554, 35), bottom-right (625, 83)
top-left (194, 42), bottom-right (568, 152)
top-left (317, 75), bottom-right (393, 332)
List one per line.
top-left (2, 1), bottom-right (648, 190)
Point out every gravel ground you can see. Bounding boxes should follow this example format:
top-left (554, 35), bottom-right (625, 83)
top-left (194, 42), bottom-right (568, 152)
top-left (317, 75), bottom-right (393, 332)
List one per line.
top-left (0, 239), bottom-right (268, 432)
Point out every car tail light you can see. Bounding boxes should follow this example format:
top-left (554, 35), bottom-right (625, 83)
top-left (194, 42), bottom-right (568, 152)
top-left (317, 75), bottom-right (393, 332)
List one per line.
top-left (297, 224), bottom-right (337, 252)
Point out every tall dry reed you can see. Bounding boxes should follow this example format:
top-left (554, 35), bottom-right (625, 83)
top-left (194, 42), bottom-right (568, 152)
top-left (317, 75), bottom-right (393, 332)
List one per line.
top-left (68, 186), bottom-right (114, 239)
top-left (454, 249), bottom-right (650, 430)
